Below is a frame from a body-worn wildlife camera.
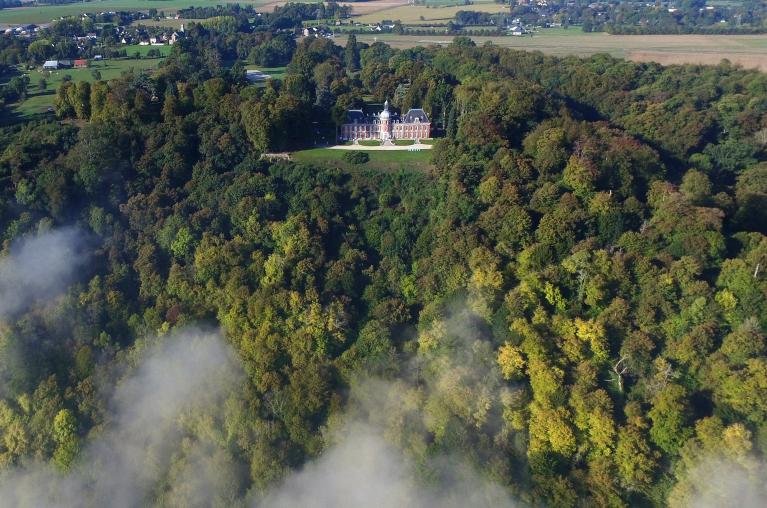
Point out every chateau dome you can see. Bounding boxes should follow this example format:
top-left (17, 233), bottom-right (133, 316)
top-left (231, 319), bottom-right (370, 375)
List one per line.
top-left (379, 99), bottom-right (390, 119)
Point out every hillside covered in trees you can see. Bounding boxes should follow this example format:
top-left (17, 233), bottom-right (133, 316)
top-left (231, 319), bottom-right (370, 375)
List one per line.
top-left (1, 22), bottom-right (767, 507)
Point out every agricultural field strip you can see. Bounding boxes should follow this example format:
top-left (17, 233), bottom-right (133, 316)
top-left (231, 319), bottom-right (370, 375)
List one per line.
top-left (354, 2), bottom-right (509, 25)
top-left (352, 33), bottom-right (767, 60)
top-left (0, 0), bottom-right (274, 26)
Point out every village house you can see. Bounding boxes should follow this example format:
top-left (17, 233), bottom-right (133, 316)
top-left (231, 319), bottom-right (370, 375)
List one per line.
top-left (340, 100), bottom-right (430, 142)
top-left (508, 24), bottom-right (530, 35)
top-left (302, 26), bottom-right (334, 38)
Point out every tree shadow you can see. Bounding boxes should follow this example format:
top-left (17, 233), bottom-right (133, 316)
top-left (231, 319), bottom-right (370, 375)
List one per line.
top-left (0, 66), bottom-right (24, 85)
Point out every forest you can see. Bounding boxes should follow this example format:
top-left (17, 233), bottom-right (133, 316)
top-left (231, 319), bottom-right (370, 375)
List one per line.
top-left (1, 16), bottom-right (767, 507)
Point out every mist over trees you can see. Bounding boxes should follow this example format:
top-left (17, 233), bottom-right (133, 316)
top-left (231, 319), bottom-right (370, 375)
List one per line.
top-left (1, 18), bottom-right (767, 507)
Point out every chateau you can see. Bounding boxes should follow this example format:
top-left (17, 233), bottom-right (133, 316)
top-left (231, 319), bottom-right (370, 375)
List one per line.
top-left (340, 100), bottom-right (430, 142)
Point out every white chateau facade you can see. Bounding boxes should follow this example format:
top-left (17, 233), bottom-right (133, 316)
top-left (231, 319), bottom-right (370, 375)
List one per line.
top-left (340, 100), bottom-right (430, 142)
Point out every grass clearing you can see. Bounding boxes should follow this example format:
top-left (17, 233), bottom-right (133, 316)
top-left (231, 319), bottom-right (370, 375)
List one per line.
top-left (4, 56), bottom-right (164, 122)
top-left (291, 146), bottom-right (432, 172)
top-left (125, 44), bottom-right (173, 57)
top-left (244, 65), bottom-right (286, 79)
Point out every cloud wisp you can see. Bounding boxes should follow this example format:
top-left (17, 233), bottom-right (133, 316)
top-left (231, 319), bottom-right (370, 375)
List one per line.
top-left (0, 328), bottom-right (243, 508)
top-left (257, 307), bottom-right (519, 508)
top-left (0, 227), bottom-right (87, 319)
top-left (257, 420), bottom-right (517, 508)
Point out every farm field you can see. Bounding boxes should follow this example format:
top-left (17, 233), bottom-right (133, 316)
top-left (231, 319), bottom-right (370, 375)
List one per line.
top-left (422, 0), bottom-right (477, 6)
top-left (0, 0), bottom-right (274, 26)
top-left (354, 1), bottom-right (508, 24)
top-left (3, 57), bottom-right (164, 123)
top-left (353, 31), bottom-right (767, 71)
top-left (0, 0), bottom-right (439, 25)
top-left (254, 0), bottom-right (414, 15)
top-left (0, 0), bottom-right (488, 26)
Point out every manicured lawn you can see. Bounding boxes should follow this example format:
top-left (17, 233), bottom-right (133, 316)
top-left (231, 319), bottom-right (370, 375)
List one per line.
top-left (291, 147), bottom-right (432, 172)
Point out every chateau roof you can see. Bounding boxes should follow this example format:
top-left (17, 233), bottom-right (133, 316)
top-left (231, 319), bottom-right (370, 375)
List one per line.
top-left (345, 105), bottom-right (429, 125)
top-left (346, 109), bottom-right (366, 123)
top-left (402, 108), bottom-right (429, 123)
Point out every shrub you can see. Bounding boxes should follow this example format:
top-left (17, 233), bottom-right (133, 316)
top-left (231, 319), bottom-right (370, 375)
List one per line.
top-left (343, 151), bottom-right (369, 164)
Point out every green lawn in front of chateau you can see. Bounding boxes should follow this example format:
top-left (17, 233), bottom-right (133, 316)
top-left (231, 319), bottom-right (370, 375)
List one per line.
top-left (291, 147), bottom-right (433, 172)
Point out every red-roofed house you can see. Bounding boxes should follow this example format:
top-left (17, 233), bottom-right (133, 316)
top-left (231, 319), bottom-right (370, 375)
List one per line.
top-left (74, 59), bottom-right (89, 68)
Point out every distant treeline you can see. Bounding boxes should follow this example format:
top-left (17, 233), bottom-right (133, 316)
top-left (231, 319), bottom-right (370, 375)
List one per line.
top-left (266, 1), bottom-right (351, 28)
top-left (454, 10), bottom-right (513, 27)
top-left (177, 4), bottom-right (258, 20)
top-left (605, 24), bottom-right (767, 35)
top-left (28, 0), bottom-right (85, 5)
top-left (175, 2), bottom-right (353, 29)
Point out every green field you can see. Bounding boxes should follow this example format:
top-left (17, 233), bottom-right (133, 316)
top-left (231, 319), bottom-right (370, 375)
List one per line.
top-left (0, 0), bottom-right (274, 26)
top-left (291, 147), bottom-right (433, 172)
top-left (4, 56), bottom-right (164, 122)
top-left (127, 44), bottom-right (173, 57)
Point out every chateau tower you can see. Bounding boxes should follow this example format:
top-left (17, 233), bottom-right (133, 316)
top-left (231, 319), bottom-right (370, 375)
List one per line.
top-left (379, 99), bottom-right (391, 141)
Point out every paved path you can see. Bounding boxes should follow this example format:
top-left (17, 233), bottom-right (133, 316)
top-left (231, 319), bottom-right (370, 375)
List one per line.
top-left (328, 143), bottom-right (433, 151)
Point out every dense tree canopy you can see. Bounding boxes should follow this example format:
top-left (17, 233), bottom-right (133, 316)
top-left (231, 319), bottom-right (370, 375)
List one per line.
top-left (1, 27), bottom-right (767, 507)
